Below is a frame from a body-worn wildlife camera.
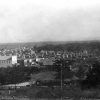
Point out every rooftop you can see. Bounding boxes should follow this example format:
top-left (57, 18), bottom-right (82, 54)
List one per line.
top-left (0, 56), bottom-right (12, 60)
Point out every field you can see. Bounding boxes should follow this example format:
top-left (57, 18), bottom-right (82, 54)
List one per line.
top-left (0, 85), bottom-right (100, 100)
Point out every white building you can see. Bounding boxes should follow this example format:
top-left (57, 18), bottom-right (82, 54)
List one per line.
top-left (12, 55), bottom-right (17, 64)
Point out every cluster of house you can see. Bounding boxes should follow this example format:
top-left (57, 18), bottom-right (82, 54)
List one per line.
top-left (0, 55), bottom-right (56, 68)
top-left (0, 47), bottom-right (56, 67)
top-left (0, 45), bottom-right (98, 68)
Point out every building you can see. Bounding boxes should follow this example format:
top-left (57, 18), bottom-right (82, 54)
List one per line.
top-left (36, 58), bottom-right (55, 66)
top-left (0, 55), bottom-right (17, 68)
top-left (12, 55), bottom-right (17, 65)
top-left (24, 58), bottom-right (36, 67)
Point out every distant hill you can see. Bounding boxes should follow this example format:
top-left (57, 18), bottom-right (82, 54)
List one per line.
top-left (0, 40), bottom-right (100, 50)
top-left (34, 41), bottom-right (100, 52)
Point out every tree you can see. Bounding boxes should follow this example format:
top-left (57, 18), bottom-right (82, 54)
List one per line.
top-left (80, 60), bottom-right (100, 89)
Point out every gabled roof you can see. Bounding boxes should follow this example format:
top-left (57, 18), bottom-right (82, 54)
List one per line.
top-left (0, 56), bottom-right (12, 60)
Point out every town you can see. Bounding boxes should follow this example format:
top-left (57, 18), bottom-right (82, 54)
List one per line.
top-left (0, 43), bottom-right (99, 68)
top-left (0, 42), bottom-right (100, 99)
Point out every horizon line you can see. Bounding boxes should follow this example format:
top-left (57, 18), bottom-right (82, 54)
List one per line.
top-left (0, 40), bottom-right (100, 44)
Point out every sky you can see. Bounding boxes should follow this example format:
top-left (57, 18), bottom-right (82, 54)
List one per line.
top-left (0, 0), bottom-right (100, 43)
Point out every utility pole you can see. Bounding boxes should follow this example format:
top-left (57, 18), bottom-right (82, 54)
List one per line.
top-left (61, 58), bottom-right (66, 100)
top-left (56, 58), bottom-right (64, 100)
top-left (61, 63), bottom-right (63, 100)
top-left (60, 60), bottom-right (63, 100)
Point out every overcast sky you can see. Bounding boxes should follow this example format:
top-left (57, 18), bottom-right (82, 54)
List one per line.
top-left (0, 0), bottom-right (100, 43)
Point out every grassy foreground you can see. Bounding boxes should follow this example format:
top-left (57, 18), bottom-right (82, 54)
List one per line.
top-left (0, 85), bottom-right (98, 100)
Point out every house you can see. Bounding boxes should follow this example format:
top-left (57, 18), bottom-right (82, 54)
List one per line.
top-left (0, 55), bottom-right (17, 68)
top-left (24, 58), bottom-right (36, 67)
top-left (36, 57), bottom-right (55, 66)
top-left (0, 56), bottom-right (12, 67)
